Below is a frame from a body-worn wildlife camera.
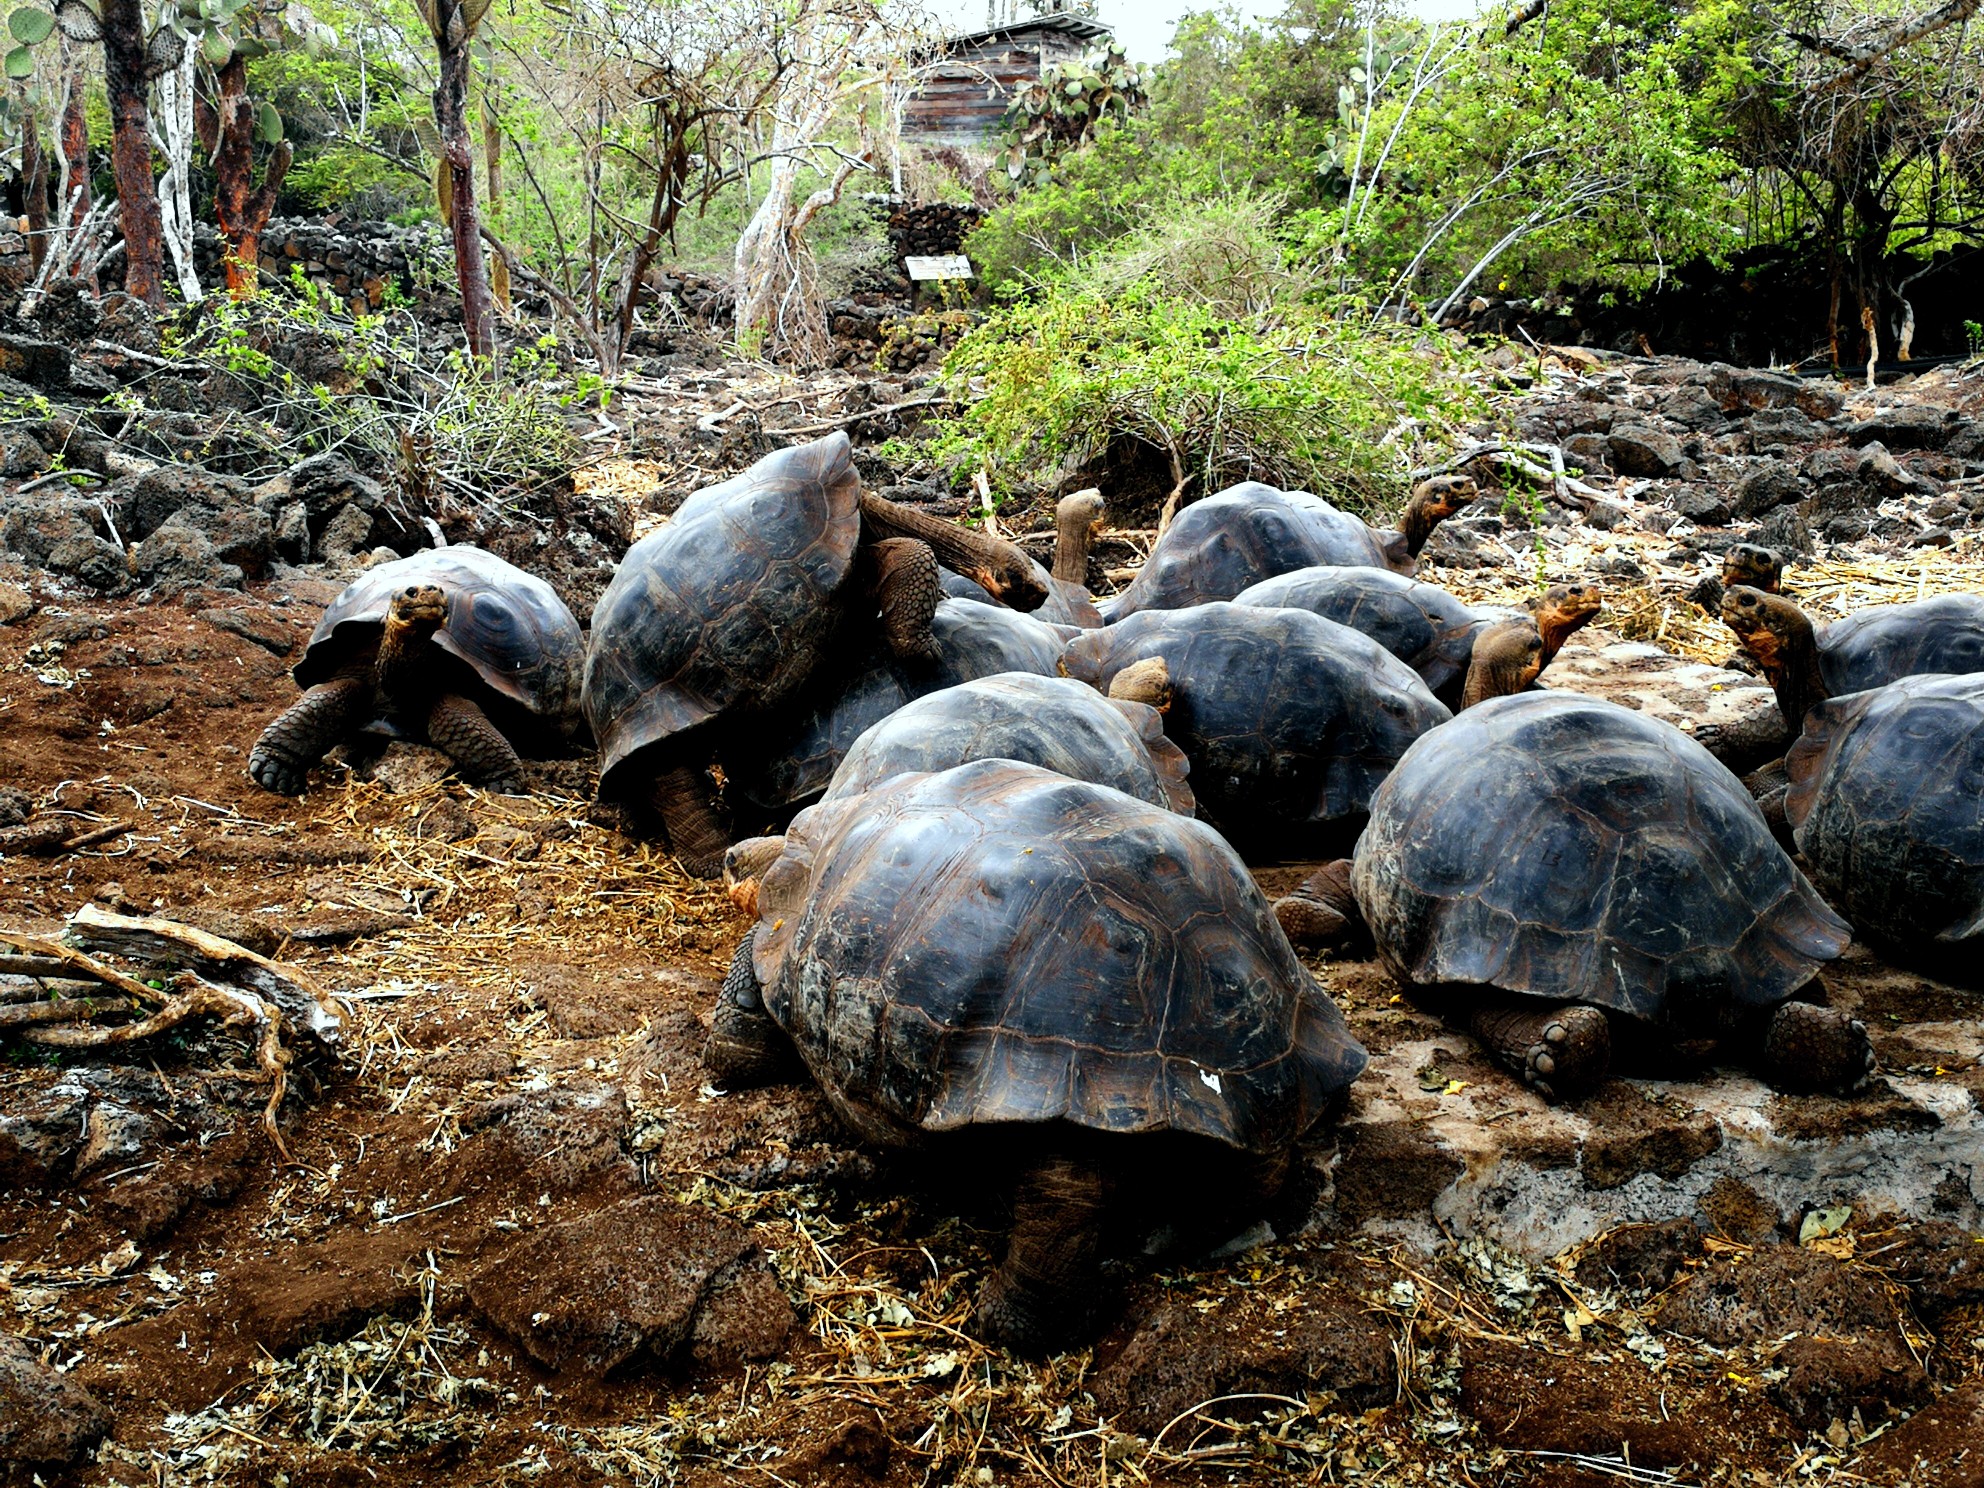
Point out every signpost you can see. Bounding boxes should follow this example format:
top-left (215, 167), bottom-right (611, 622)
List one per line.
top-left (904, 254), bottom-right (973, 308)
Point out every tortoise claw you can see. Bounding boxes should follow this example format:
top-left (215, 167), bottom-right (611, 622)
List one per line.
top-left (1760, 1001), bottom-right (1876, 1093)
top-left (1470, 1002), bottom-right (1610, 1103)
top-left (248, 750), bottom-right (308, 796)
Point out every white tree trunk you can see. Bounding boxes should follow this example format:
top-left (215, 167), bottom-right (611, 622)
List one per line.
top-left (153, 42), bottom-right (203, 303)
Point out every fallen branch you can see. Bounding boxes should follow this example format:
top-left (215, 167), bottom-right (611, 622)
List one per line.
top-left (64, 904), bottom-right (345, 1049)
top-left (0, 927), bottom-right (169, 1005)
top-left (0, 820), bottom-right (134, 857)
top-left (768, 394), bottom-right (945, 437)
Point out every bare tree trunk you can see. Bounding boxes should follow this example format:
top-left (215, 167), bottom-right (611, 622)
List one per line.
top-left (433, 0), bottom-right (494, 356)
top-left (21, 103), bottom-right (49, 277)
top-left (102, 0), bottom-right (165, 307)
top-left (154, 45), bottom-right (204, 303)
top-left (212, 55), bottom-right (293, 298)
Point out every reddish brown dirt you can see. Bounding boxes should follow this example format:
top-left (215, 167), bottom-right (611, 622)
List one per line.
top-left (1, 579), bottom-right (1980, 1488)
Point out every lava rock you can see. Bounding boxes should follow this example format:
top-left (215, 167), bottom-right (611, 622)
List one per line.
top-left (1844, 403), bottom-right (1960, 450)
top-left (0, 428), bottom-right (50, 476)
top-left (288, 452), bottom-right (387, 519)
top-left (1733, 460), bottom-right (1803, 519)
top-left (1562, 431), bottom-right (1612, 474)
top-left (0, 333), bottom-right (74, 391)
top-left (0, 1332), bottom-right (112, 1472)
top-left (1609, 423), bottom-right (1695, 478)
top-left (96, 292), bottom-right (161, 354)
top-left (46, 535), bottom-right (133, 593)
top-left (317, 502), bottom-right (375, 561)
top-left (1707, 364), bottom-right (1844, 419)
top-left (1670, 484), bottom-right (1733, 526)
top-left (274, 500), bottom-right (311, 563)
top-left (1749, 406), bottom-right (1822, 446)
top-left (0, 492), bottom-right (108, 567)
top-left (131, 521), bottom-right (245, 593)
top-left (1659, 384), bottom-right (1726, 431)
top-left (23, 277), bottom-right (102, 344)
top-left (1857, 442), bottom-right (1936, 497)
top-left (1756, 505), bottom-right (1815, 558)
top-left (467, 1196), bottom-right (794, 1376)
top-left (112, 466), bottom-right (255, 543)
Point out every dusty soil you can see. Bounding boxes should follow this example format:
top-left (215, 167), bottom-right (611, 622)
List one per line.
top-left (0, 567), bottom-right (1979, 1488)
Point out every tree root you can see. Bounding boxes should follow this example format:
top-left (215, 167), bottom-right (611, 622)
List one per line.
top-left (0, 915), bottom-right (335, 1160)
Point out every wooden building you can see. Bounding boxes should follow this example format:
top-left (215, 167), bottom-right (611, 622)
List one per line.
top-left (902, 14), bottom-right (1115, 149)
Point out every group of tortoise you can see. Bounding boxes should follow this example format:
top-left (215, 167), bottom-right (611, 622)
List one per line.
top-left (246, 432), bottom-right (1984, 1351)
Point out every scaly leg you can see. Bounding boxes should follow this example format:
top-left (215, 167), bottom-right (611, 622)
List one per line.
top-left (248, 674), bottom-right (371, 795)
top-left (1468, 1000), bottom-right (1611, 1102)
top-left (426, 692), bottom-right (524, 793)
top-left (867, 536), bottom-right (942, 663)
top-left (706, 928), bottom-right (804, 1087)
top-left (1756, 1000), bottom-right (1874, 1093)
top-left (1273, 860), bottom-right (1363, 948)
top-left (974, 1153), bottom-right (1110, 1353)
top-left (646, 760), bottom-right (731, 879)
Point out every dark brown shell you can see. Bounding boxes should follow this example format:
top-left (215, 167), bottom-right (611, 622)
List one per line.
top-left (582, 435), bottom-right (862, 793)
top-left (751, 760), bottom-right (1366, 1151)
top-left (1786, 672), bottom-right (1984, 946)
top-left (823, 671), bottom-right (1194, 814)
top-left (296, 545), bottom-right (583, 730)
top-left (1818, 594), bottom-right (1984, 695)
top-left (1352, 692), bottom-right (1848, 1030)
top-left (942, 563), bottom-right (1104, 628)
top-left (1100, 483), bottom-right (1405, 621)
top-left (1060, 602), bottom-right (1449, 845)
top-left (726, 598), bottom-right (1067, 812)
top-left (1232, 565), bottom-right (1486, 702)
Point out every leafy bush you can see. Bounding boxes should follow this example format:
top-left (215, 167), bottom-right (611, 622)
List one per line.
top-left (908, 276), bottom-right (1483, 517)
top-left (1060, 194), bottom-right (1304, 318)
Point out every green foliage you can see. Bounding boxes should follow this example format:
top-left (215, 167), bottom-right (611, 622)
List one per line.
top-left (908, 222), bottom-right (1483, 516)
top-left (1001, 41), bottom-right (1147, 186)
top-left (160, 274), bottom-right (580, 495)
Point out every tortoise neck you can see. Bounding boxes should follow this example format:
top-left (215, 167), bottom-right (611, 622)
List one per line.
top-left (1773, 627), bottom-right (1830, 732)
top-left (1397, 492), bottom-right (1447, 557)
top-left (1053, 508), bottom-right (1095, 587)
top-left (1535, 609), bottom-right (1592, 666)
top-left (376, 615), bottom-right (442, 702)
top-left (1461, 652), bottom-right (1537, 709)
top-left (859, 491), bottom-right (1022, 580)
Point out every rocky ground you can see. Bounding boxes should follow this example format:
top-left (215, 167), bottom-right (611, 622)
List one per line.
top-left (2, 301), bottom-right (1983, 1488)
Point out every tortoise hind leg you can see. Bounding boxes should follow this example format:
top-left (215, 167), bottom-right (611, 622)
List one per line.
top-left (1755, 999), bottom-right (1874, 1093)
top-left (645, 761), bottom-right (731, 879)
top-left (1273, 860), bottom-right (1365, 949)
top-left (425, 692), bottom-right (524, 793)
top-left (867, 536), bottom-right (941, 663)
top-left (975, 1153), bottom-right (1109, 1353)
top-left (706, 928), bottom-right (803, 1087)
top-left (249, 673), bottom-right (370, 795)
top-left (1468, 1000), bottom-right (1610, 1102)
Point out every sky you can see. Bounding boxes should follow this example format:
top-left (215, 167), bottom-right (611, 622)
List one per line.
top-left (927, 1), bottom-right (1484, 61)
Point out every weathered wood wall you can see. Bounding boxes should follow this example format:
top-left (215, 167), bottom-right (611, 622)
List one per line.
top-left (904, 27), bottom-right (1099, 148)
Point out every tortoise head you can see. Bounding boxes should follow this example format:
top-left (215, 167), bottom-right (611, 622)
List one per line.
top-left (388, 583), bottom-right (450, 631)
top-left (1722, 543), bottom-right (1784, 595)
top-left (1462, 618), bottom-right (1544, 708)
top-left (1529, 579), bottom-right (1602, 663)
top-left (1399, 473), bottom-right (1477, 554)
top-left (972, 547), bottom-right (1052, 612)
top-left (1720, 584), bottom-right (1806, 673)
top-left (1056, 489), bottom-right (1106, 542)
top-left (723, 835), bottom-right (788, 919)
top-left (1106, 656), bottom-right (1173, 713)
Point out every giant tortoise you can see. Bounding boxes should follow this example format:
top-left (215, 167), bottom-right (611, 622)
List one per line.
top-left (582, 434), bottom-right (1046, 874)
top-left (1282, 693), bottom-right (1870, 1101)
top-left (248, 545), bottom-right (584, 796)
top-left (706, 759), bottom-right (1367, 1350)
top-left (1785, 672), bottom-right (1984, 965)
top-left (1099, 477), bottom-right (1475, 621)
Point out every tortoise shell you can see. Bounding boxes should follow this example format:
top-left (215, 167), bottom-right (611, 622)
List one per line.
top-left (1232, 566), bottom-right (1485, 701)
top-left (582, 435), bottom-right (862, 795)
top-left (751, 759), bottom-right (1367, 1150)
top-left (727, 599), bottom-right (1067, 813)
top-left (942, 563), bottom-right (1103, 629)
top-left (295, 545), bottom-right (584, 732)
top-left (1819, 594), bottom-right (1984, 695)
top-left (1100, 483), bottom-right (1406, 622)
top-left (1787, 673), bottom-right (1984, 946)
top-left (1352, 693), bottom-right (1849, 1031)
top-left (1060, 602), bottom-right (1448, 845)
top-left (824, 671), bottom-right (1194, 814)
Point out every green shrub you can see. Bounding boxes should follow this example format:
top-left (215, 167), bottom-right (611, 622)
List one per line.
top-left (1061, 194), bottom-right (1304, 318)
top-left (907, 277), bottom-right (1483, 517)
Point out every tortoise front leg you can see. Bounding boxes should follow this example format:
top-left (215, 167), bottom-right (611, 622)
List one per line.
top-left (249, 673), bottom-right (371, 795)
top-left (1273, 859), bottom-right (1365, 949)
top-left (867, 536), bottom-right (942, 663)
top-left (425, 692), bottom-right (524, 793)
top-left (645, 760), bottom-right (731, 879)
top-left (975, 1153), bottom-right (1109, 1353)
top-left (1468, 999), bottom-right (1611, 1102)
top-left (706, 928), bottom-right (804, 1087)
top-left (1754, 999), bottom-right (1874, 1094)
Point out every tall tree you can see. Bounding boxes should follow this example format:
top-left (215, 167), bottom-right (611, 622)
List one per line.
top-left (425, 0), bottom-right (494, 355)
top-left (100, 0), bottom-right (168, 305)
